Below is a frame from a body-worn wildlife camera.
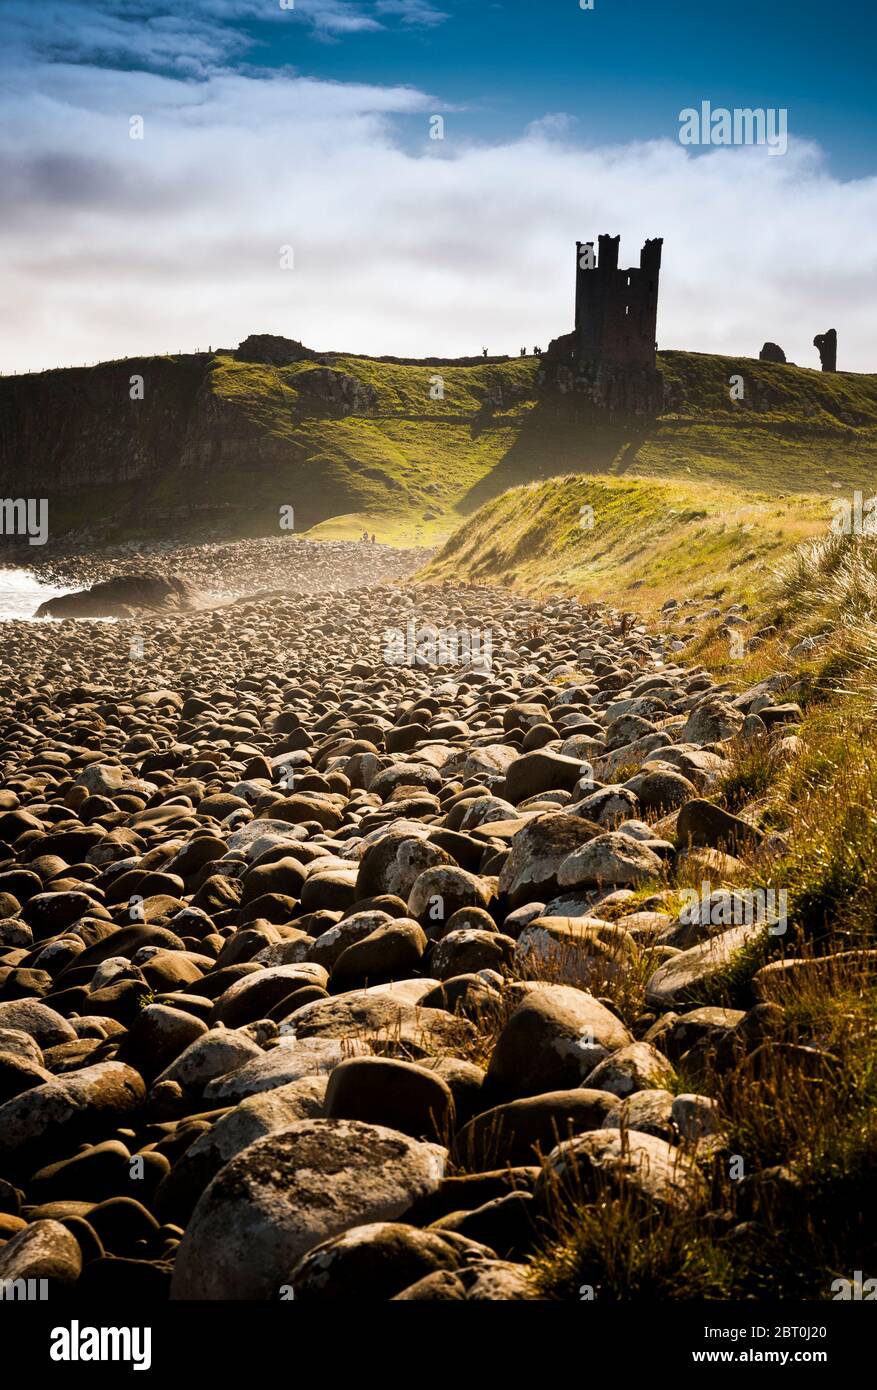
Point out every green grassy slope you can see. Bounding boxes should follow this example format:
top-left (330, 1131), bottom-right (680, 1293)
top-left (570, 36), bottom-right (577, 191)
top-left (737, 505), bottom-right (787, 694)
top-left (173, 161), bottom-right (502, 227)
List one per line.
top-left (416, 473), bottom-right (834, 619)
top-left (198, 353), bottom-right (537, 542)
top-left (206, 347), bottom-right (877, 537)
top-left (3, 346), bottom-right (876, 544)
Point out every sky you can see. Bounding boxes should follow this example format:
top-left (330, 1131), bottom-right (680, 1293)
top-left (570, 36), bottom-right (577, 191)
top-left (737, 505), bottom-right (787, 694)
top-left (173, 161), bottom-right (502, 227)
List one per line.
top-left (1, 0), bottom-right (876, 373)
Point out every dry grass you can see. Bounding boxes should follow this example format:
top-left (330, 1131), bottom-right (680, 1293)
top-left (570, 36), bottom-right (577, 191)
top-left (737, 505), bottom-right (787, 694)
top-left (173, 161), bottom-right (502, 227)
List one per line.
top-left (420, 508), bottom-right (877, 1299)
top-left (531, 1195), bottom-right (732, 1301)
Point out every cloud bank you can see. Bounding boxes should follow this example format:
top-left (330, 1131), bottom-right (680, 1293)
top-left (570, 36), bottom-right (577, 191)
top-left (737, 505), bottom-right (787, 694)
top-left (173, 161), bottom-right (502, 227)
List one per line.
top-left (1, 2), bottom-right (876, 374)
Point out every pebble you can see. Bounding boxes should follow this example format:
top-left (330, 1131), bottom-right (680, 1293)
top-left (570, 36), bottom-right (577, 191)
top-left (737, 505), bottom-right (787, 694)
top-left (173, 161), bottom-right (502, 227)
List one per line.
top-left (0, 541), bottom-right (790, 1298)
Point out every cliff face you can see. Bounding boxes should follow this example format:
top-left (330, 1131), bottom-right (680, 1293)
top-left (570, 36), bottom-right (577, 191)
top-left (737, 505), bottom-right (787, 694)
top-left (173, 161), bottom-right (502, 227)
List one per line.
top-left (0, 337), bottom-right (383, 502)
top-left (0, 342), bottom-right (541, 543)
top-left (0, 356), bottom-right (209, 492)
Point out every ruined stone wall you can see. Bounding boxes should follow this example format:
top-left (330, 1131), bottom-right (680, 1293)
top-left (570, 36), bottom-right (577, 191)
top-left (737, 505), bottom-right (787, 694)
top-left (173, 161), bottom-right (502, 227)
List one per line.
top-left (574, 236), bottom-right (662, 368)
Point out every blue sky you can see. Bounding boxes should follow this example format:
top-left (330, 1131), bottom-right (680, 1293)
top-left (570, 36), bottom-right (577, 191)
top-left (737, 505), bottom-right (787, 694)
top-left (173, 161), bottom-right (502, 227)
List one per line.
top-left (250, 0), bottom-right (877, 179)
top-left (1, 0), bottom-right (875, 372)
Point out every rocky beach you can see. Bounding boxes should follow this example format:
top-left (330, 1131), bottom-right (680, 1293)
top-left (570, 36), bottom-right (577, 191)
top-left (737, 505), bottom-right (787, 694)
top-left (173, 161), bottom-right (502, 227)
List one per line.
top-left (0, 537), bottom-right (827, 1303)
top-left (2, 0), bottom-right (875, 1349)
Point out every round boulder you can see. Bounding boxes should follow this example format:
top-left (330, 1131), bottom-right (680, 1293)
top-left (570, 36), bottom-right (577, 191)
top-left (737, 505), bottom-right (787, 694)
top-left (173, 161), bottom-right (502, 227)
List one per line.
top-left (170, 1119), bottom-right (447, 1300)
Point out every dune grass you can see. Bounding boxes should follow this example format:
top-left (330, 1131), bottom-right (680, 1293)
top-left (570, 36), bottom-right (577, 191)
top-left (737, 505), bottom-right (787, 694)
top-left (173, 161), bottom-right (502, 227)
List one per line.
top-left (417, 473), bottom-right (832, 621)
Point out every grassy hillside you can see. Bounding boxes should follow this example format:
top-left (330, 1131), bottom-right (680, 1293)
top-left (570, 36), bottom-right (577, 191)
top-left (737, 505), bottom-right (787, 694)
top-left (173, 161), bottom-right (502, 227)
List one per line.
top-left (210, 348), bottom-right (877, 540)
top-left (417, 473), bottom-right (833, 619)
top-left (199, 352), bottom-right (537, 543)
top-left (3, 344), bottom-right (877, 544)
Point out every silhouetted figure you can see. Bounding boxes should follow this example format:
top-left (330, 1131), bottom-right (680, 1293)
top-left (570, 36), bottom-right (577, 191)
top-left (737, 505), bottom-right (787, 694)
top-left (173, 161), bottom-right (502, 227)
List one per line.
top-left (520, 347), bottom-right (527, 356)
top-left (371, 532), bottom-right (376, 543)
top-left (482, 348), bottom-right (488, 358)
top-left (814, 329), bottom-right (837, 373)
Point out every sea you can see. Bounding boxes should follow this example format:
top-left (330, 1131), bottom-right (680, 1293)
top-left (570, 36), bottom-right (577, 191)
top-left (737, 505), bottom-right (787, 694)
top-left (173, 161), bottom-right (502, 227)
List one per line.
top-left (0, 566), bottom-right (72, 620)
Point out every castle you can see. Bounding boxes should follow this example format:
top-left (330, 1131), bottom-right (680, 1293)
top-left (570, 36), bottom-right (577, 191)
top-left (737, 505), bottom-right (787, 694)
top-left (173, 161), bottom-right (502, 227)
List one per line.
top-left (543, 235), bottom-right (665, 416)
top-left (574, 234), bottom-right (663, 366)
top-left (548, 234), bottom-right (838, 406)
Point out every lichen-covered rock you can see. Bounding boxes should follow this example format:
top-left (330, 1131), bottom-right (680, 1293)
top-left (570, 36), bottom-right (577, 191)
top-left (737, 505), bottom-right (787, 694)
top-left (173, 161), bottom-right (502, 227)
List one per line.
top-left (0, 1062), bottom-right (145, 1172)
top-left (171, 1119), bottom-right (447, 1300)
top-left (536, 1127), bottom-right (708, 1212)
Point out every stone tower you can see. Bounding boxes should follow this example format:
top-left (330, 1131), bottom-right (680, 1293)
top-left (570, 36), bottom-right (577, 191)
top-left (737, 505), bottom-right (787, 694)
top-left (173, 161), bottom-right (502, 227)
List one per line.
top-left (543, 235), bottom-right (665, 417)
top-left (574, 234), bottom-right (663, 366)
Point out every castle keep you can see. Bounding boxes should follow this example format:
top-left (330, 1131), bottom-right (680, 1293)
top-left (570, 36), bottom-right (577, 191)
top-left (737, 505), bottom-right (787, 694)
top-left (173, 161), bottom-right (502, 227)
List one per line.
top-left (574, 234), bottom-right (663, 366)
top-left (544, 235), bottom-right (665, 417)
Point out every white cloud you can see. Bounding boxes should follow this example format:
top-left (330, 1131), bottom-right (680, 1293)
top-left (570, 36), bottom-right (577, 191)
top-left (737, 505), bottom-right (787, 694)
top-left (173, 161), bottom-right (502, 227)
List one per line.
top-left (525, 112), bottom-right (575, 140)
top-left (0, 0), bottom-right (450, 75)
top-left (1, 46), bottom-right (876, 374)
top-left (375, 0), bottom-right (450, 26)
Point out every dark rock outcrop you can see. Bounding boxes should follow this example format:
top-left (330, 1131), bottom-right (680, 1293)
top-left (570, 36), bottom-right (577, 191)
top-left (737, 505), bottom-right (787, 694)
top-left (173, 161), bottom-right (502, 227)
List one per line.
top-left (759, 342), bottom-right (786, 364)
top-left (35, 573), bottom-right (207, 619)
top-left (292, 366), bottom-right (378, 416)
top-left (234, 335), bottom-right (322, 366)
top-left (814, 329), bottom-right (837, 373)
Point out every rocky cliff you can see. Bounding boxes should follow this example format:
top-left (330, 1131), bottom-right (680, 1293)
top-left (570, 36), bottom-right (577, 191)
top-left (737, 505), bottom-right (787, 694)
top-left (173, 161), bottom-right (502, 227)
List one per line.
top-left (0, 339), bottom-right (540, 545)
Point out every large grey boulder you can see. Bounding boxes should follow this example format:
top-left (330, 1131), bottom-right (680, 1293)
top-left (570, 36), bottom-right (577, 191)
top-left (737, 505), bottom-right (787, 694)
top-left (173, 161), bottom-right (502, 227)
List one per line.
top-left (679, 698), bottom-right (744, 745)
top-left (503, 751), bottom-right (587, 805)
top-left (557, 832), bottom-right (663, 889)
top-left (0, 1219), bottom-right (83, 1292)
top-left (514, 917), bottom-right (636, 988)
top-left (536, 1127), bottom-right (707, 1212)
top-left (155, 1076), bottom-right (328, 1225)
top-left (153, 1028), bottom-right (264, 1096)
top-left (285, 990), bottom-right (474, 1057)
top-left (355, 832), bottom-right (452, 901)
top-left (202, 1037), bottom-right (370, 1105)
top-left (498, 813), bottom-right (600, 908)
top-left (645, 922), bottom-right (767, 1007)
top-left (0, 1000), bottom-right (76, 1048)
top-left (0, 1062), bottom-right (145, 1172)
top-left (171, 1119), bottom-right (447, 1300)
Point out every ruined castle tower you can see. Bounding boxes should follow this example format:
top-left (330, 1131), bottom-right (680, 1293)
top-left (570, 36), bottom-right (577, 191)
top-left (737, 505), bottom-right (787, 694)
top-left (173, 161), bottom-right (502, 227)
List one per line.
top-left (574, 234), bottom-right (663, 366)
top-left (814, 329), bottom-right (837, 373)
top-left (543, 235), bottom-right (665, 417)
